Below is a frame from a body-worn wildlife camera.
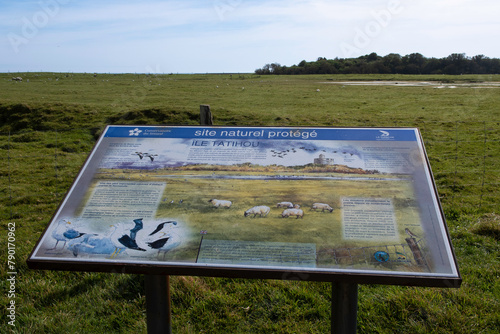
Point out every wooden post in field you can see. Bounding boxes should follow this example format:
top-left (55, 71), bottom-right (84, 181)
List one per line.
top-left (200, 104), bottom-right (213, 125)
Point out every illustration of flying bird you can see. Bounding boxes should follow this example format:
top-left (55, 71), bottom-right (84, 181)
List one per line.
top-left (144, 153), bottom-right (158, 161)
top-left (133, 152), bottom-right (144, 159)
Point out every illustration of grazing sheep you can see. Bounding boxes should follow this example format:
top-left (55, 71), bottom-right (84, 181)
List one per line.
top-left (277, 201), bottom-right (294, 208)
top-left (208, 199), bottom-right (232, 208)
top-left (311, 203), bottom-right (334, 212)
top-left (244, 205), bottom-right (271, 218)
top-left (281, 208), bottom-right (304, 219)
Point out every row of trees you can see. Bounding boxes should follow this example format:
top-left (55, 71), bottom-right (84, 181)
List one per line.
top-left (255, 53), bottom-right (500, 75)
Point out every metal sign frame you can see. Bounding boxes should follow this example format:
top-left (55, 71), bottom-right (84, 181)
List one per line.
top-left (27, 125), bottom-right (461, 288)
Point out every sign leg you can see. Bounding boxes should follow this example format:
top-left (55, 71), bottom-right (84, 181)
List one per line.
top-left (332, 282), bottom-right (358, 334)
top-left (145, 275), bottom-right (172, 334)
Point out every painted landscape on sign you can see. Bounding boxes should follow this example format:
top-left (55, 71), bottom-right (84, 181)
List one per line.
top-left (31, 126), bottom-right (457, 278)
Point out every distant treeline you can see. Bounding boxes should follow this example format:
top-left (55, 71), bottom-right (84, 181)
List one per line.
top-left (255, 53), bottom-right (500, 75)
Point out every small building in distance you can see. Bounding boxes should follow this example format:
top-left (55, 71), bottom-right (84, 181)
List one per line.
top-left (314, 154), bottom-right (334, 165)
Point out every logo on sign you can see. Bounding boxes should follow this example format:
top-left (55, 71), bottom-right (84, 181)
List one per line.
top-left (129, 128), bottom-right (142, 136)
top-left (376, 130), bottom-right (395, 141)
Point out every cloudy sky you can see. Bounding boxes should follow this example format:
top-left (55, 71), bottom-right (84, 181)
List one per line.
top-left (99, 135), bottom-right (422, 174)
top-left (108, 137), bottom-right (366, 168)
top-left (1, 0), bottom-right (499, 73)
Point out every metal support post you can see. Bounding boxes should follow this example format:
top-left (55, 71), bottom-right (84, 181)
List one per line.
top-left (332, 282), bottom-right (358, 334)
top-left (145, 275), bottom-right (172, 334)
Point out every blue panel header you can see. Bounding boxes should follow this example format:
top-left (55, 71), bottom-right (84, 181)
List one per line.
top-left (104, 126), bottom-right (418, 142)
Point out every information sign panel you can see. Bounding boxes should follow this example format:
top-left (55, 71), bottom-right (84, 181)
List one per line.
top-left (28, 126), bottom-right (461, 287)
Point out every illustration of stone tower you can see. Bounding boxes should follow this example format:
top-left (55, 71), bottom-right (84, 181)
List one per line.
top-left (314, 154), bottom-right (334, 165)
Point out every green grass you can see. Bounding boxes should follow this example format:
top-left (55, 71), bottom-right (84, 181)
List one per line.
top-left (1, 73), bottom-right (499, 333)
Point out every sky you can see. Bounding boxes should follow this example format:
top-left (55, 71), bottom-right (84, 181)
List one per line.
top-left (1, 0), bottom-right (499, 74)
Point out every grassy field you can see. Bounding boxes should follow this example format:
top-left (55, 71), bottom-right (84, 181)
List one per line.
top-left (1, 73), bottom-right (499, 333)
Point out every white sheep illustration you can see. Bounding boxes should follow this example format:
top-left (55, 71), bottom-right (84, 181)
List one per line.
top-left (208, 199), bottom-right (232, 208)
top-left (281, 208), bottom-right (304, 219)
top-left (244, 206), bottom-right (271, 217)
top-left (311, 203), bottom-right (334, 212)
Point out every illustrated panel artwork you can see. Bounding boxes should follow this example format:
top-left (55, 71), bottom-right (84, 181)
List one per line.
top-left (28, 126), bottom-right (461, 285)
